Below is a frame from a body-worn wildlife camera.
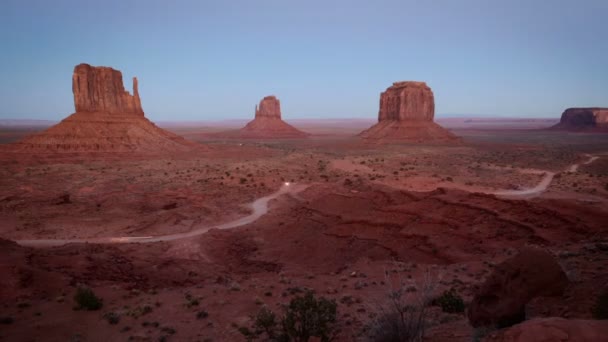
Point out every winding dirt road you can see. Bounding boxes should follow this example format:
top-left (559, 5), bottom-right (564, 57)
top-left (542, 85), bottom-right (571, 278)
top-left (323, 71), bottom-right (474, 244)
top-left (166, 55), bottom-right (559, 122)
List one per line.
top-left (491, 154), bottom-right (600, 199)
top-left (10, 154), bottom-right (602, 248)
top-left (16, 183), bottom-right (309, 248)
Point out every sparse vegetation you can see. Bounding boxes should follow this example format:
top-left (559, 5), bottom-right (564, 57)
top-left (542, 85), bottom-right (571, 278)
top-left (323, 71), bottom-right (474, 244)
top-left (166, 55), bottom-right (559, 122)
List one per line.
top-left (0, 317), bottom-right (14, 325)
top-left (238, 290), bottom-right (337, 342)
top-left (592, 290), bottom-right (608, 320)
top-left (367, 271), bottom-right (438, 342)
top-left (74, 286), bottom-right (103, 311)
top-left (103, 311), bottom-right (120, 325)
top-left (431, 289), bottom-right (465, 313)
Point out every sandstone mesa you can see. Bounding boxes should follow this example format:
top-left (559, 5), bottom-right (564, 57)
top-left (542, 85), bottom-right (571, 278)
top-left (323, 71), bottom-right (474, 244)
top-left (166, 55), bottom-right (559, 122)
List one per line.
top-left (552, 107), bottom-right (608, 131)
top-left (359, 81), bottom-right (458, 142)
top-left (237, 95), bottom-right (309, 138)
top-left (8, 63), bottom-right (196, 153)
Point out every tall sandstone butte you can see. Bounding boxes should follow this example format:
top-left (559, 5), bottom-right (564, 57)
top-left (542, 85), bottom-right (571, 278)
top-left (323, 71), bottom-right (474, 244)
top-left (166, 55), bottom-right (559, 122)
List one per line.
top-left (552, 107), bottom-right (608, 131)
top-left (9, 63), bottom-right (196, 153)
top-left (359, 81), bottom-right (457, 142)
top-left (238, 95), bottom-right (308, 138)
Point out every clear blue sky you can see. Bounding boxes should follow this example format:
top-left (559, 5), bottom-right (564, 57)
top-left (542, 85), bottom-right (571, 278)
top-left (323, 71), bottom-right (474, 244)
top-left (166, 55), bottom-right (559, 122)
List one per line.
top-left (1, 0), bottom-right (606, 121)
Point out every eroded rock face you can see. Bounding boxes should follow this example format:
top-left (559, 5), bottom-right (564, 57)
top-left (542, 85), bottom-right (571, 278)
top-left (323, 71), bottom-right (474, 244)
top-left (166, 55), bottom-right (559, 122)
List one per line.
top-left (468, 247), bottom-right (568, 328)
top-left (359, 81), bottom-right (457, 142)
top-left (72, 63), bottom-right (143, 115)
top-left (254, 96), bottom-right (282, 119)
top-left (378, 81), bottom-right (434, 122)
top-left (553, 108), bottom-right (608, 129)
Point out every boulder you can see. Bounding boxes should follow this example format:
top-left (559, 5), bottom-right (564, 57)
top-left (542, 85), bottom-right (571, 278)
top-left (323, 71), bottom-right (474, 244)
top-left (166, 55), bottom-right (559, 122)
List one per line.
top-left (483, 317), bottom-right (608, 342)
top-left (468, 247), bottom-right (569, 328)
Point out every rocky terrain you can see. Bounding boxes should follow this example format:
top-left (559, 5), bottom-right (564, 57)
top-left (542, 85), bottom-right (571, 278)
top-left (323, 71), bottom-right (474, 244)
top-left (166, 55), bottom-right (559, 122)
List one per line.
top-left (1, 127), bottom-right (607, 341)
top-left (5, 64), bottom-right (197, 153)
top-left (552, 107), bottom-right (608, 131)
top-left (359, 82), bottom-right (458, 142)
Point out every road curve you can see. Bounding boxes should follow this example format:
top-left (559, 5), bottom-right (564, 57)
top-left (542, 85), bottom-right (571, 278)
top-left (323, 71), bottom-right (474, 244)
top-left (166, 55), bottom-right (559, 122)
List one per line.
top-left (10, 154), bottom-right (602, 247)
top-left (491, 154), bottom-right (600, 199)
top-left (16, 183), bottom-right (309, 248)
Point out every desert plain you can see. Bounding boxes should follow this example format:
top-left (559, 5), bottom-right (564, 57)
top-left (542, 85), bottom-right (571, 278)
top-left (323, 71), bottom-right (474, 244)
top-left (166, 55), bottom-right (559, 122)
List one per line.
top-left (1, 116), bottom-right (608, 341)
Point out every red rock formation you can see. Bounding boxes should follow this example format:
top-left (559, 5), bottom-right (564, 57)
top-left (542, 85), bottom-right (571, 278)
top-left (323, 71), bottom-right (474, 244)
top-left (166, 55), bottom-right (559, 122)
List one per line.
top-left (552, 107), bottom-right (608, 131)
top-left (236, 95), bottom-right (308, 138)
top-left (254, 96), bottom-right (282, 119)
top-left (359, 81), bottom-right (458, 142)
top-left (485, 317), bottom-right (608, 342)
top-left (9, 64), bottom-right (197, 153)
top-left (468, 247), bottom-right (568, 328)
top-left (378, 81), bottom-right (435, 121)
top-left (72, 63), bottom-right (143, 115)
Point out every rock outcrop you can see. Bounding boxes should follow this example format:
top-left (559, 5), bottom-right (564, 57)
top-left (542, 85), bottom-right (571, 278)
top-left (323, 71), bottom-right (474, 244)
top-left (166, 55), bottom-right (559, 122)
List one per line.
top-left (359, 81), bottom-right (458, 142)
top-left (254, 95), bottom-right (282, 119)
top-left (236, 96), bottom-right (308, 138)
top-left (73, 64), bottom-right (143, 115)
top-left (552, 107), bottom-right (608, 131)
top-left (468, 247), bottom-right (568, 328)
top-left (8, 63), bottom-right (197, 153)
top-left (483, 317), bottom-right (608, 342)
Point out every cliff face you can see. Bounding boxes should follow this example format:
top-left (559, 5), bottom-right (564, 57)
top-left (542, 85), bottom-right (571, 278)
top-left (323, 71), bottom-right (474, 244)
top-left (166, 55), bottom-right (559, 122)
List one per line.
top-left (360, 81), bottom-right (457, 142)
top-left (72, 63), bottom-right (143, 115)
top-left (378, 81), bottom-right (435, 122)
top-left (254, 96), bottom-right (282, 119)
top-left (554, 108), bottom-right (608, 129)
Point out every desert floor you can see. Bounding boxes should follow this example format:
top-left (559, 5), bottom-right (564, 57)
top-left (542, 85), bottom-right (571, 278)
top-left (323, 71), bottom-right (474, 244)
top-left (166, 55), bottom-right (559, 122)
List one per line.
top-left (1, 121), bottom-right (607, 341)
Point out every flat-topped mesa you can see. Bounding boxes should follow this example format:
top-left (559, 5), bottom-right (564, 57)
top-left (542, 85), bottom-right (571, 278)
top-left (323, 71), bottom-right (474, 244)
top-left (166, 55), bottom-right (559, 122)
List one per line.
top-left (555, 107), bottom-right (608, 129)
top-left (359, 81), bottom-right (457, 142)
top-left (72, 63), bottom-right (144, 115)
top-left (254, 95), bottom-right (282, 119)
top-left (379, 81), bottom-right (435, 122)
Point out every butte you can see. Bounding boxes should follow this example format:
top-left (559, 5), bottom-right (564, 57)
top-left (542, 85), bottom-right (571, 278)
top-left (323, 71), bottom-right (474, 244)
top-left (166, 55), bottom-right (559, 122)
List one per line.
top-left (359, 81), bottom-right (458, 142)
top-left (8, 63), bottom-right (197, 153)
top-left (236, 96), bottom-right (308, 139)
top-left (551, 107), bottom-right (608, 132)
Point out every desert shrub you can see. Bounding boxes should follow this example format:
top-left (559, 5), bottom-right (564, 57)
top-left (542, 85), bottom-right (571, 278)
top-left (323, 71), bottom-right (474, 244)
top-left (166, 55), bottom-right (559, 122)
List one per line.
top-left (283, 291), bottom-right (337, 341)
top-left (592, 290), bottom-right (608, 320)
top-left (103, 311), bottom-right (120, 324)
top-left (367, 270), bottom-right (439, 342)
top-left (238, 291), bottom-right (338, 342)
top-left (431, 289), bottom-right (465, 313)
top-left (74, 286), bottom-right (103, 311)
top-left (0, 316), bottom-right (14, 324)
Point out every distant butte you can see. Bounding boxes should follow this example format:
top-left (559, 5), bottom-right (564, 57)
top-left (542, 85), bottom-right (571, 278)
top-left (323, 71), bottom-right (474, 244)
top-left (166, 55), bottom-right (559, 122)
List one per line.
top-left (8, 63), bottom-right (197, 153)
top-left (551, 107), bottom-right (608, 131)
top-left (359, 81), bottom-right (458, 142)
top-left (237, 96), bottom-right (308, 138)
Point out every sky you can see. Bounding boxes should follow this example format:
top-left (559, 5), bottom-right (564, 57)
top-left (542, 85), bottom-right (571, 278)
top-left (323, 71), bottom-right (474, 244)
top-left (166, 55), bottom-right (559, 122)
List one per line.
top-left (0, 0), bottom-right (606, 121)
